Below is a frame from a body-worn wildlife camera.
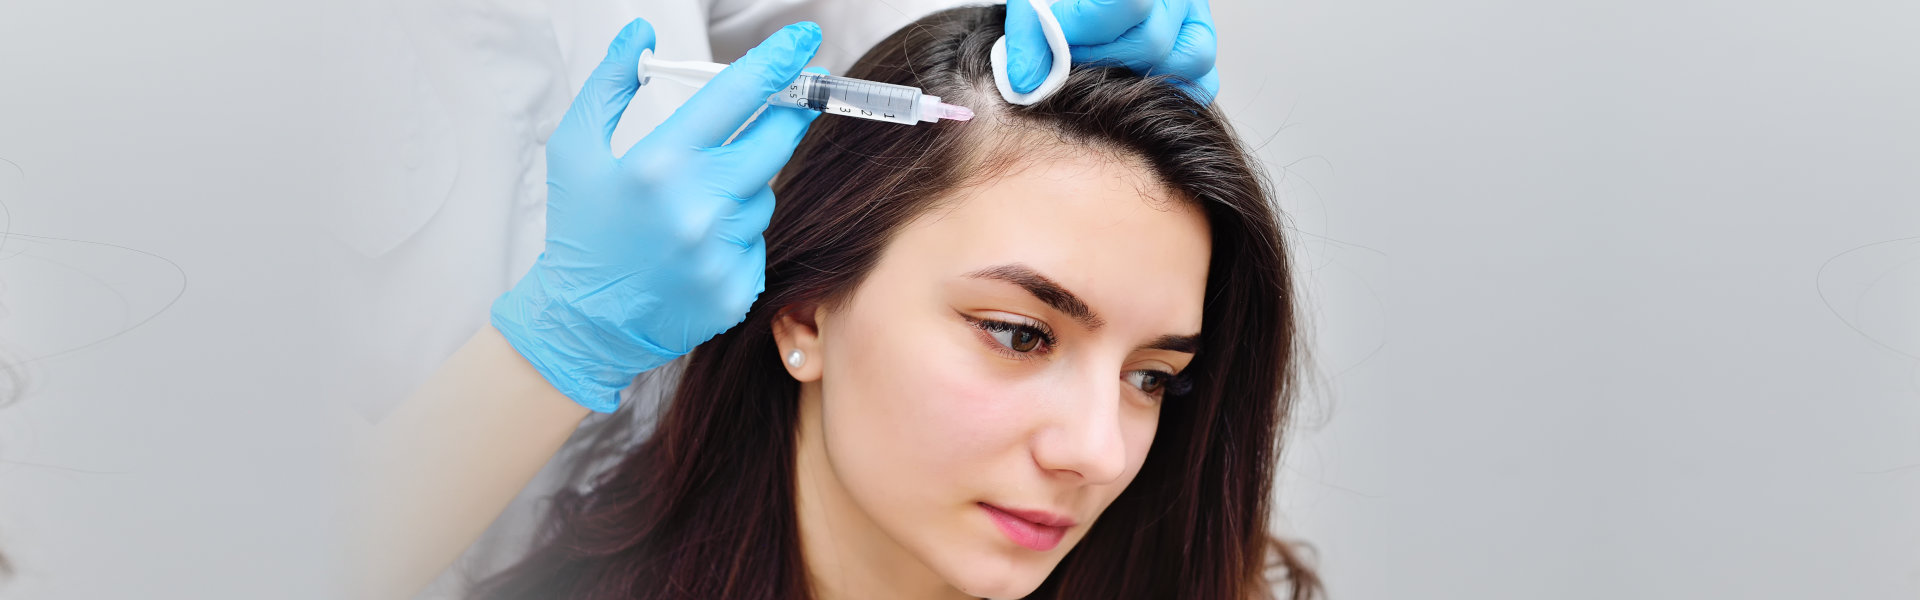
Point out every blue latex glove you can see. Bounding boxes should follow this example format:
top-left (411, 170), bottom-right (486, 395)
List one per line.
top-left (1005, 0), bottom-right (1220, 104)
top-left (491, 19), bottom-right (824, 412)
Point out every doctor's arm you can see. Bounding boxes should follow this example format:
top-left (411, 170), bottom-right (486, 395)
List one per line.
top-left (351, 327), bottom-right (587, 599)
top-left (349, 20), bottom-right (825, 599)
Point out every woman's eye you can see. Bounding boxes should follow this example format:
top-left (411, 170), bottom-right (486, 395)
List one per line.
top-left (968, 316), bottom-right (1054, 354)
top-left (1005, 328), bottom-right (1040, 352)
top-left (1126, 370), bottom-right (1172, 395)
top-left (986, 322), bottom-right (1046, 353)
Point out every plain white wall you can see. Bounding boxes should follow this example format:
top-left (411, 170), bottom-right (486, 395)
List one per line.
top-left (0, 2), bottom-right (358, 598)
top-left (1215, 1), bottom-right (1920, 598)
top-left (0, 0), bottom-right (1913, 598)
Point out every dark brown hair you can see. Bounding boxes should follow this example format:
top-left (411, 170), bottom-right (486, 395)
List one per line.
top-left (474, 5), bottom-right (1321, 599)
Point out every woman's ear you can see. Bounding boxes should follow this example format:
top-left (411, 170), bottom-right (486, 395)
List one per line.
top-left (771, 304), bottom-right (826, 382)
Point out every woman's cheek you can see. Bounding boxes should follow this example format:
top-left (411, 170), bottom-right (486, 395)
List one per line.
top-left (903, 339), bottom-right (1034, 465)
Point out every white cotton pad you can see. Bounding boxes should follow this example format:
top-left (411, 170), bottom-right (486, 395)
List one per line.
top-left (991, 0), bottom-right (1072, 106)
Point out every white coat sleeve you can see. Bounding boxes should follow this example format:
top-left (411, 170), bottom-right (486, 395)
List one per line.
top-left (705, 0), bottom-right (985, 73)
top-left (394, 2), bottom-right (717, 597)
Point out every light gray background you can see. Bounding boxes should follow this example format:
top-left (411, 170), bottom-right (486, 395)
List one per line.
top-left (0, 0), bottom-right (1915, 598)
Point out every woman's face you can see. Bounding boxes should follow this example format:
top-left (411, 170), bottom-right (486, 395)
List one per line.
top-left (779, 149), bottom-right (1212, 599)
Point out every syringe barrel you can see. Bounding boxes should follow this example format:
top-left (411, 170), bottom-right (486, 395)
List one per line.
top-left (766, 72), bottom-right (926, 125)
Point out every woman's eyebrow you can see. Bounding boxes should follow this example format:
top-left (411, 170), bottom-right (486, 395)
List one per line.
top-left (962, 263), bottom-right (1201, 355)
top-left (1140, 333), bottom-right (1200, 354)
top-left (964, 263), bottom-right (1105, 330)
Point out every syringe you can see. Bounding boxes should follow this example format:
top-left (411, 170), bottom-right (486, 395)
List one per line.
top-left (638, 51), bottom-right (974, 126)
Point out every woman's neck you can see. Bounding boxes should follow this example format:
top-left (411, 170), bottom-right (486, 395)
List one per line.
top-left (793, 385), bottom-right (979, 600)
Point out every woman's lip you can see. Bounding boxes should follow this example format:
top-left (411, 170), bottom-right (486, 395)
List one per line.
top-left (979, 503), bottom-right (1070, 551)
top-left (983, 503), bottom-right (1076, 527)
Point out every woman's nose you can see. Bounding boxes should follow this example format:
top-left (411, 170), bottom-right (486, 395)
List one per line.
top-left (1030, 368), bottom-right (1129, 485)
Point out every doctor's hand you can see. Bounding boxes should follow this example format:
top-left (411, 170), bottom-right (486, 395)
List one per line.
top-left (491, 18), bottom-right (824, 412)
top-left (1004, 0), bottom-right (1219, 104)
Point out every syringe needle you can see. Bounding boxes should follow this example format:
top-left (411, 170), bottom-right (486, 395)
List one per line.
top-left (933, 102), bottom-right (974, 122)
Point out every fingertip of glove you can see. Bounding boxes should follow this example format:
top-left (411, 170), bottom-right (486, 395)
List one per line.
top-left (1011, 56), bottom-right (1046, 94)
top-left (777, 21), bottom-right (824, 55)
top-left (790, 21), bottom-right (824, 58)
top-left (1002, 38), bottom-right (1041, 94)
top-left (1188, 68), bottom-right (1221, 106)
top-left (611, 18), bottom-right (657, 56)
top-left (745, 22), bottom-right (823, 76)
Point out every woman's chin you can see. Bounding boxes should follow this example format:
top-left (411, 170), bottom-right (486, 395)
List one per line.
top-left (934, 551), bottom-right (1062, 600)
top-left (949, 576), bottom-right (1045, 600)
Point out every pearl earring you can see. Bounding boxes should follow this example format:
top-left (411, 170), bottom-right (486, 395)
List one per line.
top-left (785, 349), bottom-right (806, 368)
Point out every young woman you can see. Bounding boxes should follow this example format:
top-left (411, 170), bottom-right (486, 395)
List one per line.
top-left (462, 5), bottom-right (1323, 599)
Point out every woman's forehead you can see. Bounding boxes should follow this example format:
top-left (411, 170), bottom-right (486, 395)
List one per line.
top-left (879, 152), bottom-right (1212, 334)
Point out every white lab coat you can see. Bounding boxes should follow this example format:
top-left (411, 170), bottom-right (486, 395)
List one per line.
top-left (321, 0), bottom-right (970, 595)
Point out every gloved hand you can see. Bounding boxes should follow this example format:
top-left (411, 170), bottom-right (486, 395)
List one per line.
top-left (492, 19), bottom-right (824, 412)
top-left (1004, 0), bottom-right (1220, 104)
